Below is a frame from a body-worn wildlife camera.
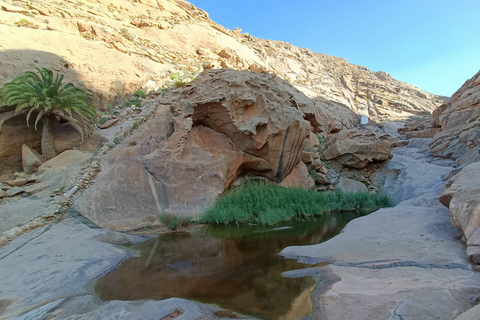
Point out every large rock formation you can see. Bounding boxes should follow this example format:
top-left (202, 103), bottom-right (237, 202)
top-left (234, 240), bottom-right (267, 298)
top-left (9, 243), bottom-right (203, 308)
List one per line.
top-left (301, 96), bottom-right (359, 134)
top-left (0, 0), bottom-right (442, 118)
top-left (0, 0), bottom-right (444, 174)
top-left (74, 69), bottom-right (311, 230)
top-left (320, 128), bottom-right (397, 168)
top-left (429, 70), bottom-right (480, 166)
top-left (440, 162), bottom-right (480, 263)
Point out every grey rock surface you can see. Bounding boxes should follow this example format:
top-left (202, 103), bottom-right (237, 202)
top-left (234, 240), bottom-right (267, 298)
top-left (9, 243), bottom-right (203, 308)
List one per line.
top-left (0, 218), bottom-right (252, 320)
top-left (0, 218), bottom-right (141, 319)
top-left (0, 198), bottom-right (49, 233)
top-left (281, 206), bottom-right (466, 265)
top-left (455, 304), bottom-right (480, 320)
top-left (280, 205), bottom-right (480, 319)
top-left (335, 176), bottom-right (368, 193)
top-left (281, 139), bottom-right (480, 319)
top-left (371, 138), bottom-right (453, 206)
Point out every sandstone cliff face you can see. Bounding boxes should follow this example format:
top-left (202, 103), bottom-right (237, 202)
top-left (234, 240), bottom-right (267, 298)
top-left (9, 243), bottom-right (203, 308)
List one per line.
top-left (0, 0), bottom-right (442, 119)
top-left (231, 36), bottom-right (444, 119)
top-left (440, 162), bottom-right (480, 263)
top-left (429, 70), bottom-right (480, 166)
top-left (74, 70), bottom-right (311, 230)
top-left (0, 0), bottom-right (444, 173)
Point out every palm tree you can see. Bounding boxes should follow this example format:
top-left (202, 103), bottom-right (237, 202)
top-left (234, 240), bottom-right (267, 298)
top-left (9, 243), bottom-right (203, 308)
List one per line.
top-left (0, 68), bottom-right (97, 160)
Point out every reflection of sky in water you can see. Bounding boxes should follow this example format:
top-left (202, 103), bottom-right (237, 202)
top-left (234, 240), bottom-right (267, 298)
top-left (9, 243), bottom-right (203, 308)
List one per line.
top-left (96, 212), bottom-right (363, 319)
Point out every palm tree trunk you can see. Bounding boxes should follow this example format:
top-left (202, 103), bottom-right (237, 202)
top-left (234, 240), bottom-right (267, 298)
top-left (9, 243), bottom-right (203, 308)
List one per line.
top-left (41, 116), bottom-right (56, 160)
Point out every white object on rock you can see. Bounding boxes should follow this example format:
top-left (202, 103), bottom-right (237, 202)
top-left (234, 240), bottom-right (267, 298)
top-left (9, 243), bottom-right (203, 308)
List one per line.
top-left (360, 115), bottom-right (369, 125)
top-left (64, 185), bottom-right (79, 198)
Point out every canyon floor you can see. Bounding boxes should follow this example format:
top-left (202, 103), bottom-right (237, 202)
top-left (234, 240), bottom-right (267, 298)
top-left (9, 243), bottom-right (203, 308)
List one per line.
top-left (0, 131), bottom-right (479, 320)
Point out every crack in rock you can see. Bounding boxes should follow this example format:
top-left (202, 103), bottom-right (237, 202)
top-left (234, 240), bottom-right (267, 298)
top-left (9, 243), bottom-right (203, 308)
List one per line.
top-left (333, 260), bottom-right (470, 270)
top-left (282, 255), bottom-right (470, 270)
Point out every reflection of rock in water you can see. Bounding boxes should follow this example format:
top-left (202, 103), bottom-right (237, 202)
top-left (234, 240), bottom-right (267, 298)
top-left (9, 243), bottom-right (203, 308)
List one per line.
top-left (328, 216), bottom-right (337, 230)
top-left (96, 213), bottom-right (363, 319)
top-left (278, 285), bottom-right (315, 320)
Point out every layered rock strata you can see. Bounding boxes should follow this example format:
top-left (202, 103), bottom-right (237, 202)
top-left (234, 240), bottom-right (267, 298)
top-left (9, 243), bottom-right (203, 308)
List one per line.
top-left (321, 128), bottom-right (397, 168)
top-left (429, 70), bottom-right (480, 166)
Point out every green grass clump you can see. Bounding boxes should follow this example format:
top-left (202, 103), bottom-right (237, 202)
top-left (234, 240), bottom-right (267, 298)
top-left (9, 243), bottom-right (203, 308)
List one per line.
top-left (199, 182), bottom-right (393, 225)
top-left (133, 89), bottom-right (146, 98)
top-left (157, 212), bottom-right (193, 230)
top-left (124, 96), bottom-right (141, 108)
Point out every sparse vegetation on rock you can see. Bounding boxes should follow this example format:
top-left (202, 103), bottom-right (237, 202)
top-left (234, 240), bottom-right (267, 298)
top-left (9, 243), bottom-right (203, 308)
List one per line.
top-left (199, 181), bottom-right (393, 225)
top-left (0, 68), bottom-right (96, 160)
top-left (157, 212), bottom-right (193, 230)
top-left (14, 19), bottom-right (38, 29)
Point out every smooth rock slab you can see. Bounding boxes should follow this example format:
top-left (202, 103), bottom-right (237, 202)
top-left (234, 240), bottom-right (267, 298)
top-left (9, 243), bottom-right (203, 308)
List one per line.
top-left (0, 218), bottom-right (145, 319)
top-left (0, 198), bottom-right (48, 233)
top-left (456, 304), bottom-right (480, 320)
top-left (317, 265), bottom-right (480, 320)
top-left (5, 187), bottom-right (24, 197)
top-left (280, 205), bottom-right (480, 319)
top-left (281, 206), bottom-right (467, 265)
top-left (0, 219), bottom-right (251, 320)
top-left (12, 296), bottom-right (244, 320)
top-left (371, 141), bottom-right (453, 206)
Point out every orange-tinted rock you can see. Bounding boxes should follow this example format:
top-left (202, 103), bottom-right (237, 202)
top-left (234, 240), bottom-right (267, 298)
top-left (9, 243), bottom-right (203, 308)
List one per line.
top-left (75, 69), bottom-right (310, 230)
top-left (302, 151), bottom-right (319, 164)
top-left (429, 70), bottom-right (480, 165)
top-left (320, 128), bottom-right (397, 168)
top-left (306, 132), bottom-right (320, 149)
top-left (302, 96), bottom-right (358, 134)
top-left (279, 162), bottom-right (315, 189)
top-left (440, 162), bottom-right (480, 240)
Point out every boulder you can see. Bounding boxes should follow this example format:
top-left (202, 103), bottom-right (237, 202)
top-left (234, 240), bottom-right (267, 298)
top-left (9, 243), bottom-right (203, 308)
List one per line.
top-left (74, 69), bottom-right (310, 231)
top-left (0, 119), bottom-right (84, 176)
top-left (429, 70), bottom-right (480, 165)
top-left (314, 172), bottom-right (330, 185)
top-left (22, 144), bottom-right (43, 174)
top-left (320, 128), bottom-right (397, 168)
top-left (6, 179), bottom-right (27, 187)
top-left (335, 176), bottom-right (368, 193)
top-left (38, 150), bottom-right (91, 179)
top-left (99, 118), bottom-right (119, 129)
top-left (301, 151), bottom-right (319, 164)
top-left (440, 162), bottom-right (480, 247)
top-left (306, 132), bottom-right (320, 149)
top-left (279, 162), bottom-right (315, 189)
top-left (6, 187), bottom-right (24, 197)
top-left (301, 96), bottom-right (358, 134)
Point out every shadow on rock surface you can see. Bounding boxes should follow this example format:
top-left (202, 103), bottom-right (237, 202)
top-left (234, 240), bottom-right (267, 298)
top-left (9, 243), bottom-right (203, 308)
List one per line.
top-left (0, 50), bottom-right (104, 177)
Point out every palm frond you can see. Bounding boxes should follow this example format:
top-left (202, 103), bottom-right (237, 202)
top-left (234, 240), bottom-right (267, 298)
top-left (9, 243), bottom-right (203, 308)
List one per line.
top-left (34, 110), bottom-right (45, 130)
top-left (0, 68), bottom-right (97, 139)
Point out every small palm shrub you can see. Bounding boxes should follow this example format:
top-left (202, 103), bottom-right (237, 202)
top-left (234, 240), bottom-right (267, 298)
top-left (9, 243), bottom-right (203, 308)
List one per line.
top-left (0, 68), bottom-right (97, 160)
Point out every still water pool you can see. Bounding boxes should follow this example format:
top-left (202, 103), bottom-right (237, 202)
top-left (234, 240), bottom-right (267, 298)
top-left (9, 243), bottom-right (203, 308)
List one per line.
top-left (95, 212), bottom-right (364, 319)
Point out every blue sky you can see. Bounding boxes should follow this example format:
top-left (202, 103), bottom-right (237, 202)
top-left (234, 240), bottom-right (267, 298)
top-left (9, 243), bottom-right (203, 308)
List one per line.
top-left (189, 0), bottom-right (480, 97)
